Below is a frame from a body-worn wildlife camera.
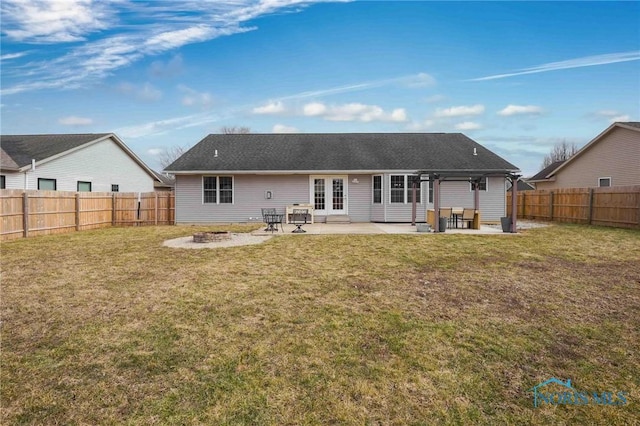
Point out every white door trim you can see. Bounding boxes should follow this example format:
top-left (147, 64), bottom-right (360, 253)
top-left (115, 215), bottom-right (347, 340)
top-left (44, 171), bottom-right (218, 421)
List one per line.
top-left (309, 175), bottom-right (348, 215)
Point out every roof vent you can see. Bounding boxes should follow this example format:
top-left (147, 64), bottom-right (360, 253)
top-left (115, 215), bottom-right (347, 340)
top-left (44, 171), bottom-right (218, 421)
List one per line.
top-left (473, 147), bottom-right (477, 156)
top-left (214, 149), bottom-right (218, 158)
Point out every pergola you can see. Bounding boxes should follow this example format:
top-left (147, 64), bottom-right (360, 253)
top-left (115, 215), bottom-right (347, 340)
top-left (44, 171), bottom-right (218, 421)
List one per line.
top-left (410, 170), bottom-right (521, 232)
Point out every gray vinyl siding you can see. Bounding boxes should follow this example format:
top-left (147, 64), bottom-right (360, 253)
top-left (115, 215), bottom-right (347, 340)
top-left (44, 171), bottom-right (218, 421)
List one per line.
top-left (384, 174), bottom-right (428, 222)
top-left (176, 173), bottom-right (507, 223)
top-left (176, 174), bottom-right (310, 223)
top-left (439, 177), bottom-right (506, 221)
top-left (2, 137), bottom-right (153, 192)
top-left (346, 174), bottom-right (371, 222)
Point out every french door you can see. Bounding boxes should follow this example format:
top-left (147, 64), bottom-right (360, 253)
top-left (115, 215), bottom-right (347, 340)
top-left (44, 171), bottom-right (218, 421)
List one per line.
top-left (311, 176), bottom-right (347, 215)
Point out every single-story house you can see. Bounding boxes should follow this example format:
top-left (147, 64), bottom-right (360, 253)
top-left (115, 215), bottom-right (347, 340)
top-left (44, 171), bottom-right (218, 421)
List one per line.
top-left (0, 133), bottom-right (160, 192)
top-left (166, 133), bottom-right (520, 224)
top-left (528, 122), bottom-right (640, 190)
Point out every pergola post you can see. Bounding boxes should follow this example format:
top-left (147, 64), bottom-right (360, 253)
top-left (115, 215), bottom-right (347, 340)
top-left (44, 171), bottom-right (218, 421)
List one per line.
top-left (473, 178), bottom-right (480, 211)
top-left (433, 174), bottom-right (440, 232)
top-left (511, 175), bottom-right (519, 233)
top-left (411, 178), bottom-right (417, 226)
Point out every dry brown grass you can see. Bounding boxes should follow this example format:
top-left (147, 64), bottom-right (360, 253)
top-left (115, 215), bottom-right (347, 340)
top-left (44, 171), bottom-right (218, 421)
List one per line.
top-left (1, 224), bottom-right (639, 424)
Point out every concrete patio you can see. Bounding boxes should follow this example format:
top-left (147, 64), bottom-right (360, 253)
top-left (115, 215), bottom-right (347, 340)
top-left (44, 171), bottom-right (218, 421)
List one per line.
top-left (251, 222), bottom-right (527, 236)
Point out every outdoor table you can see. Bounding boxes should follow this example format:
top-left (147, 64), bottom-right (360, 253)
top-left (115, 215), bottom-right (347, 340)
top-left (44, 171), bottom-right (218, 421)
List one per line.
top-left (451, 208), bottom-right (463, 228)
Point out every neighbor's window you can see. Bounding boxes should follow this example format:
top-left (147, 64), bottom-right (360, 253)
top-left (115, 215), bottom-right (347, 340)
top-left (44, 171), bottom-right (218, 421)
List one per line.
top-left (203, 176), bottom-right (233, 204)
top-left (470, 177), bottom-right (488, 191)
top-left (77, 181), bottom-right (92, 192)
top-left (111, 184), bottom-right (119, 192)
top-left (598, 177), bottom-right (611, 187)
top-left (38, 178), bottom-right (56, 190)
top-left (372, 175), bottom-right (382, 204)
top-left (0, 175), bottom-right (5, 189)
top-left (390, 175), bottom-right (405, 203)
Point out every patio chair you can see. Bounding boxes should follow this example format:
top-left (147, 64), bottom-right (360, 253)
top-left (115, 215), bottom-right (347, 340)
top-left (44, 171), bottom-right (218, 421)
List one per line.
top-left (291, 208), bottom-right (308, 233)
top-left (261, 208), bottom-right (277, 232)
top-left (462, 208), bottom-right (475, 229)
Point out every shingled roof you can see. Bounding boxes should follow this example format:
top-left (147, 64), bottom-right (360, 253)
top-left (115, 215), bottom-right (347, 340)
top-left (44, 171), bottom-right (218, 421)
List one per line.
top-left (166, 133), bottom-right (519, 173)
top-left (1, 134), bottom-right (112, 168)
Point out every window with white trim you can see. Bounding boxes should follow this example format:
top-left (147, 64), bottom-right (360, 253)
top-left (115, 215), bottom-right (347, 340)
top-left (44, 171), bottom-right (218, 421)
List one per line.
top-left (0, 175), bottom-right (5, 189)
top-left (372, 175), bottom-right (382, 204)
top-left (598, 177), bottom-right (611, 187)
top-left (390, 175), bottom-right (421, 204)
top-left (111, 184), bottom-right (119, 192)
top-left (470, 177), bottom-right (488, 191)
top-left (428, 179), bottom-right (433, 203)
top-left (203, 176), bottom-right (233, 204)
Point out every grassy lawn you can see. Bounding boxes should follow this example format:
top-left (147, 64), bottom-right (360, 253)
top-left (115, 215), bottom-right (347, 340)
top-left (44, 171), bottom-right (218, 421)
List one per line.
top-left (1, 224), bottom-right (639, 424)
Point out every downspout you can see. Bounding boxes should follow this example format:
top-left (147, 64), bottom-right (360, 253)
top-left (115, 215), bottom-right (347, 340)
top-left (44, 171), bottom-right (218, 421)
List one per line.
top-left (411, 178), bottom-right (417, 226)
top-left (24, 159), bottom-right (36, 189)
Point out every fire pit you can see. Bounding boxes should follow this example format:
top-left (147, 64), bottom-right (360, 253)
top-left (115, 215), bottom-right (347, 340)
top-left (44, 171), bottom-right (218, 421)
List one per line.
top-left (193, 231), bottom-right (232, 243)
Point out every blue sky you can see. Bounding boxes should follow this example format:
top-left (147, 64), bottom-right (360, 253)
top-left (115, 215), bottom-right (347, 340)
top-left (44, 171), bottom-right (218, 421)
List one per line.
top-left (1, 0), bottom-right (638, 176)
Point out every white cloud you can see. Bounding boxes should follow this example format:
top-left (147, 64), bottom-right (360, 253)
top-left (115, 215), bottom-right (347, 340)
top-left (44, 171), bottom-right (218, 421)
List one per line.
top-left (0, 52), bottom-right (28, 61)
top-left (593, 110), bottom-right (631, 123)
top-left (303, 102), bottom-right (408, 123)
top-left (117, 82), bottom-right (162, 102)
top-left (59, 115), bottom-right (93, 126)
top-left (1, 1), bottom-right (333, 95)
top-left (455, 121), bottom-right (482, 130)
top-left (497, 104), bottom-right (543, 116)
top-left (272, 124), bottom-right (299, 133)
top-left (470, 51), bottom-right (640, 81)
top-left (404, 72), bottom-right (436, 88)
top-left (407, 119), bottom-right (436, 131)
top-left (145, 25), bottom-right (215, 53)
top-left (178, 84), bottom-right (213, 108)
top-left (1, 0), bottom-right (111, 43)
top-left (611, 114), bottom-right (630, 122)
top-left (435, 104), bottom-right (485, 118)
top-left (303, 102), bottom-right (327, 116)
top-left (149, 55), bottom-right (183, 78)
top-left (253, 101), bottom-right (286, 114)
top-left (147, 148), bottom-right (163, 156)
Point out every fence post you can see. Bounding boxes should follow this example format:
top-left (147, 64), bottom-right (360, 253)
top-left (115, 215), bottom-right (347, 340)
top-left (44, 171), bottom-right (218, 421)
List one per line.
top-left (549, 191), bottom-right (554, 221)
top-left (22, 192), bottom-right (29, 238)
top-left (155, 193), bottom-right (158, 226)
top-left (587, 188), bottom-right (594, 225)
top-left (75, 193), bottom-right (81, 231)
top-left (521, 192), bottom-right (525, 218)
top-left (112, 193), bottom-right (116, 226)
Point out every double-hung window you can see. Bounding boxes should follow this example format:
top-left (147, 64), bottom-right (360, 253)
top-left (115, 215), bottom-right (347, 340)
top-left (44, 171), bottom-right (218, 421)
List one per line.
top-left (390, 175), bottom-right (420, 204)
top-left (203, 176), bottom-right (233, 204)
top-left (372, 175), bottom-right (382, 204)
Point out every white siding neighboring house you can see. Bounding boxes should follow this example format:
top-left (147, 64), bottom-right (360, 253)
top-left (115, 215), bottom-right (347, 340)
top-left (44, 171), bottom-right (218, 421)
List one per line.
top-left (0, 133), bottom-right (160, 192)
top-left (529, 122), bottom-right (640, 190)
top-left (166, 133), bottom-right (520, 224)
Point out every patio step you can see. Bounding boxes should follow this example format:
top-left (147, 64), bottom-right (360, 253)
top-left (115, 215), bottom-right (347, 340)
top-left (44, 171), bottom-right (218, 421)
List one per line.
top-left (325, 215), bottom-right (351, 224)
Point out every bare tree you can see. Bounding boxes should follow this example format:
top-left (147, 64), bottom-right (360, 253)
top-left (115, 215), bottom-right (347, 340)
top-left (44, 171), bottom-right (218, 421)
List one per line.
top-left (159, 145), bottom-right (189, 169)
top-left (220, 126), bottom-right (251, 134)
top-left (541, 140), bottom-right (579, 169)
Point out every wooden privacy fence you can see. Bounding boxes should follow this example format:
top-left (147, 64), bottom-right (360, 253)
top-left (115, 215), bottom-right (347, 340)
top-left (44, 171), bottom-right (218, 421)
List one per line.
top-left (507, 186), bottom-right (640, 229)
top-left (0, 190), bottom-right (174, 240)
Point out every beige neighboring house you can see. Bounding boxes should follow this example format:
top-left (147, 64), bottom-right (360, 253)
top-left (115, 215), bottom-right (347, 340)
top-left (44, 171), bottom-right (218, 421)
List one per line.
top-left (529, 122), bottom-right (640, 190)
